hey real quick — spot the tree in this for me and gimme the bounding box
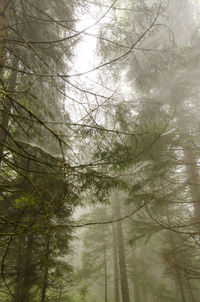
[111,190,130,302]
[78,207,111,302]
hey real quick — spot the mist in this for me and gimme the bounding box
[0,0,200,301]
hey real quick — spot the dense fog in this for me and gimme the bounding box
[0,0,200,301]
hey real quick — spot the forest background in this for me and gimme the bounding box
[0,0,200,302]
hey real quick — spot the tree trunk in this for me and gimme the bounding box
[103,227,108,302]
[131,247,141,302]
[14,237,24,302]
[41,234,50,302]
[112,190,130,302]
[22,233,34,302]
[176,271,187,302]
[111,218,120,302]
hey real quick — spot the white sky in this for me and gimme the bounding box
[74,17,98,74]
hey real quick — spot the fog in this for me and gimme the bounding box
[0,0,200,301]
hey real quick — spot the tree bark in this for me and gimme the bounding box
[142,285,148,302]
[111,219,120,302]
[14,237,24,302]
[103,227,108,302]
[41,234,50,302]
[112,190,130,302]
[22,233,34,302]
[131,247,141,302]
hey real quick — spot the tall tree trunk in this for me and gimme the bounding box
[131,247,141,302]
[103,227,108,302]
[112,190,130,302]
[22,233,34,302]
[176,271,187,302]
[14,237,24,302]
[41,234,50,302]
[111,218,120,302]
[174,273,180,302]
[0,59,18,163]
